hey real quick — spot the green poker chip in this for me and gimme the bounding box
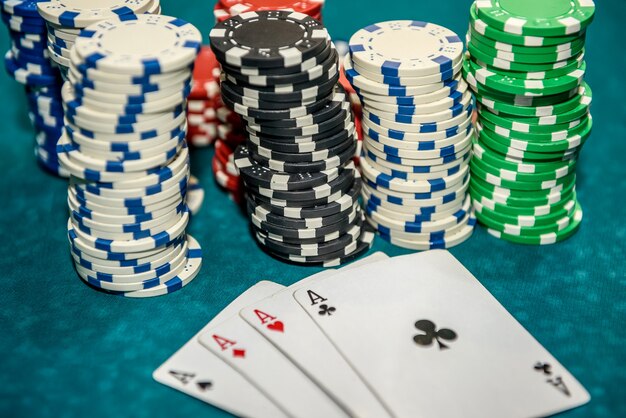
[467,32,585,64]
[475,0,595,37]
[464,57,585,97]
[475,82,592,120]
[479,119,592,154]
[471,170,577,199]
[473,140,577,174]
[471,161,576,191]
[485,203,583,245]
[470,49,584,81]
[478,107,589,134]
[473,196,577,227]
[472,150,576,183]
[469,4,585,47]
[476,203,576,236]
[476,131,580,161]
[467,42,583,72]
[479,116,591,142]
[464,69,579,107]
[470,175,576,205]
[470,185,576,217]
[467,26,586,56]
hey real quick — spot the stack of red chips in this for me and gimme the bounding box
[336,40,363,165]
[214,0,324,23]
[187,47,222,147]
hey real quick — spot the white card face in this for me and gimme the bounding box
[294,250,591,418]
[198,311,348,418]
[153,281,288,418]
[240,252,392,418]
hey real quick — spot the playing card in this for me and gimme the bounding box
[240,252,392,418]
[153,281,288,418]
[293,250,591,418]
[198,306,349,418]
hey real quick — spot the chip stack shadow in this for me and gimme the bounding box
[463,0,595,245]
[346,21,477,250]
[210,11,375,266]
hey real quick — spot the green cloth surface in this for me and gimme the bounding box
[0,1,625,417]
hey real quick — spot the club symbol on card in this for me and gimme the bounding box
[196,380,213,391]
[413,319,457,350]
[534,362,571,397]
[318,304,336,316]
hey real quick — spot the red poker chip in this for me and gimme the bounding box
[212,155,242,192]
[213,2,231,22]
[217,124,246,147]
[215,140,239,176]
[189,46,221,100]
[219,0,323,17]
[353,113,363,141]
[216,105,243,126]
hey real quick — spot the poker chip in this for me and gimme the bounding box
[57,14,203,296]
[212,11,372,265]
[37,0,162,77]
[0,0,66,177]
[346,20,476,250]
[464,0,593,244]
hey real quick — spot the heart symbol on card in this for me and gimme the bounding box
[267,321,284,333]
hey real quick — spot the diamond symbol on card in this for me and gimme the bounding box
[233,349,246,358]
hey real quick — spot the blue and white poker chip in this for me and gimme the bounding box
[348,20,464,77]
[36,0,154,28]
[73,15,201,75]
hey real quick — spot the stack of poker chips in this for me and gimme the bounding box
[213,0,323,23]
[187,46,222,148]
[346,21,476,251]
[209,1,327,203]
[37,0,161,78]
[57,15,203,298]
[1,0,66,177]
[187,46,246,202]
[211,11,375,266]
[336,39,364,164]
[463,0,595,245]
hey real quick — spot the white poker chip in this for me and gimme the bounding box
[349,20,464,77]
[73,14,202,75]
[37,0,155,28]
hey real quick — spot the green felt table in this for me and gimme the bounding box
[1,1,625,417]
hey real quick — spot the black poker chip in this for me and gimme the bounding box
[244,85,347,128]
[250,141,357,173]
[254,215,363,256]
[244,164,355,201]
[234,145,343,191]
[246,197,359,230]
[254,211,363,248]
[245,115,353,143]
[222,71,339,103]
[245,103,351,137]
[247,133,355,163]
[246,177,361,218]
[247,123,355,154]
[221,79,334,110]
[209,11,330,69]
[265,216,376,267]
[223,47,339,87]
[220,87,333,120]
[251,205,361,242]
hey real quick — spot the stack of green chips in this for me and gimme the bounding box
[462,0,595,245]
